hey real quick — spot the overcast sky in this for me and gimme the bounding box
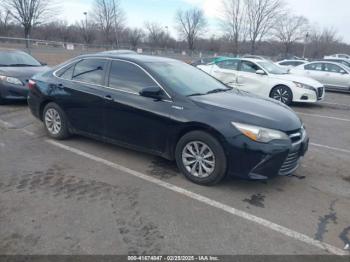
[58,0,350,43]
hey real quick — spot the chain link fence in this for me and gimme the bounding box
[0,36,222,66]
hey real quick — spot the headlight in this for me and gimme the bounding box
[293,81,314,91]
[232,122,289,143]
[0,75,23,86]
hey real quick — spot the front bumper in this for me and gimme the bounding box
[0,82,29,100]
[293,86,325,103]
[225,129,309,180]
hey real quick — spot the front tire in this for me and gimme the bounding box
[175,131,227,186]
[270,85,293,105]
[43,102,70,140]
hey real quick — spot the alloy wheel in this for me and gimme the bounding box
[45,108,62,135]
[182,141,216,178]
[272,87,290,104]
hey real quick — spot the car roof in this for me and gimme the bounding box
[74,53,179,66]
[306,60,347,67]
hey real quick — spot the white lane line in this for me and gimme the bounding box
[311,143,350,154]
[0,119,15,128]
[321,101,350,108]
[46,139,348,256]
[296,112,350,122]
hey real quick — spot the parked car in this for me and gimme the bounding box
[28,54,309,185]
[197,57,325,105]
[322,58,350,68]
[276,60,307,68]
[0,49,50,104]
[290,61,350,92]
[324,54,350,59]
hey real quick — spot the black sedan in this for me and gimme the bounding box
[0,49,49,104]
[28,54,309,185]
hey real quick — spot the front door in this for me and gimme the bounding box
[103,60,173,154]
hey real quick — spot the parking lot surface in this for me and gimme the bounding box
[0,91,349,255]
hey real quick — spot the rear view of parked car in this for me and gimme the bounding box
[198,57,325,105]
[291,61,350,92]
[0,49,50,104]
[28,54,309,186]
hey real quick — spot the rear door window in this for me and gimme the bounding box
[240,61,261,73]
[72,59,107,85]
[304,63,323,71]
[216,60,239,70]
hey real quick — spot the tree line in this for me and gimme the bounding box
[0,0,349,59]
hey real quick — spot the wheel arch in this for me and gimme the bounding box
[269,84,294,101]
[39,99,55,121]
[168,122,227,160]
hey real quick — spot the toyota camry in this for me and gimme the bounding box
[28,54,309,185]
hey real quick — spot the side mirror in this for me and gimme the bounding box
[40,61,48,66]
[340,70,347,74]
[256,69,266,75]
[139,86,162,99]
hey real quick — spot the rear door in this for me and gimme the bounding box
[322,63,350,90]
[211,60,240,86]
[53,58,108,136]
[236,60,268,95]
[303,63,325,83]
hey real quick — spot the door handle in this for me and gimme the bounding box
[104,95,113,101]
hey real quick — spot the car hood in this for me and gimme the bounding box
[0,66,50,83]
[270,73,322,87]
[191,90,302,132]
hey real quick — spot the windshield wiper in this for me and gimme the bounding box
[206,88,231,94]
[187,93,206,97]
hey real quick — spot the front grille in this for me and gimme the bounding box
[279,151,300,175]
[317,87,324,99]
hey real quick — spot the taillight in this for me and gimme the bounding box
[28,79,36,90]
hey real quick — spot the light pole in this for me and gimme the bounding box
[165,26,169,50]
[303,32,309,59]
[83,12,88,49]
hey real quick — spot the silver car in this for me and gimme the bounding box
[290,61,350,92]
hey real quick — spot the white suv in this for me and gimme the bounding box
[197,58,325,105]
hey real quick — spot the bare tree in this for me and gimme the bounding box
[274,14,308,56]
[308,27,341,58]
[0,9,11,36]
[93,0,125,46]
[144,22,166,48]
[127,28,144,50]
[175,8,207,51]
[4,0,55,47]
[219,0,247,55]
[246,0,285,54]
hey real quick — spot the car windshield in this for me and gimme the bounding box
[147,61,231,96]
[0,51,41,66]
[257,61,288,75]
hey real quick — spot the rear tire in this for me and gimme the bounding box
[43,102,70,140]
[175,131,227,186]
[270,85,293,105]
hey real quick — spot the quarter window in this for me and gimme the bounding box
[57,64,75,80]
[72,59,107,85]
[108,61,158,93]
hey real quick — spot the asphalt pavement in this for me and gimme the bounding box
[0,91,349,255]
